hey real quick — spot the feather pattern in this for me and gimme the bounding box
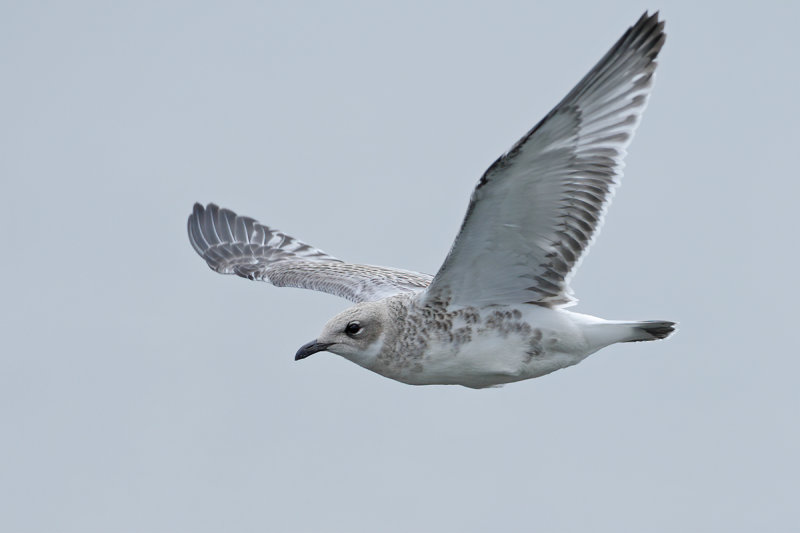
[423,12,665,307]
[188,203,432,303]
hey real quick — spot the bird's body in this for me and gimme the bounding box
[187,12,675,388]
[301,295,670,388]
[365,296,589,388]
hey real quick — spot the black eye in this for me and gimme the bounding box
[345,321,363,337]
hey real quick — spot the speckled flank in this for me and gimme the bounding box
[524,329,544,363]
[377,296,427,372]
[482,309,530,337]
[377,295,550,377]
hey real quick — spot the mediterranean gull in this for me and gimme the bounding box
[188,12,674,388]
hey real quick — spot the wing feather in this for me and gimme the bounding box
[423,12,665,307]
[188,203,431,303]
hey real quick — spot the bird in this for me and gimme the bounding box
[187,12,674,389]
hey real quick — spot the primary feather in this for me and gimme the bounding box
[424,12,665,307]
[188,203,432,302]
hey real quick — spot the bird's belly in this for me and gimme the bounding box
[368,305,599,388]
[393,314,591,388]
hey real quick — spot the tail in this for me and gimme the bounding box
[582,319,676,349]
[620,320,676,342]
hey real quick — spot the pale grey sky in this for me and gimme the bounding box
[2,1,798,532]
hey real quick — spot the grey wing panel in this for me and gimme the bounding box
[423,12,665,308]
[188,202,339,274]
[188,203,432,302]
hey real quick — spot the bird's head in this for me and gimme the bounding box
[295,301,388,369]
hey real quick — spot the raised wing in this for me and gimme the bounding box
[188,203,432,302]
[423,12,665,308]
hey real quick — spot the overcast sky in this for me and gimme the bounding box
[2,1,798,532]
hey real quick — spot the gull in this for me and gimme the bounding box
[188,12,674,388]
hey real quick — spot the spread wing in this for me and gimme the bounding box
[423,12,665,308]
[188,203,432,303]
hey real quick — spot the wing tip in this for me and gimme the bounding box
[188,202,209,256]
[631,10,667,59]
[188,201,236,270]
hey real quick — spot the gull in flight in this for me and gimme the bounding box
[188,12,674,388]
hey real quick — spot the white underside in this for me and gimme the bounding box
[376,306,615,389]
